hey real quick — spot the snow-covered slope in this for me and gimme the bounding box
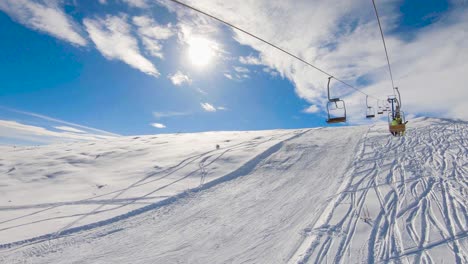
[0,118,467,263]
[0,129,302,244]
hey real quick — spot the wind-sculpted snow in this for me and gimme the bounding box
[0,130,302,245]
[0,118,467,263]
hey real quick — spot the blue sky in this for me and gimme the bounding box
[0,0,467,143]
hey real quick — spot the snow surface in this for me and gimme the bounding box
[0,118,467,263]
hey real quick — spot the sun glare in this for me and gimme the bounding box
[187,37,215,67]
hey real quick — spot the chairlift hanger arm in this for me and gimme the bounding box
[395,87,402,108]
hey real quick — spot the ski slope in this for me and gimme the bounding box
[0,117,467,263]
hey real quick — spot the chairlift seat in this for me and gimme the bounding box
[389,124,405,132]
[366,114,375,118]
[390,124,406,136]
[329,98,341,102]
[327,117,346,123]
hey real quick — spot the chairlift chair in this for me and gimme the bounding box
[326,77,347,123]
[377,100,384,114]
[388,111,406,136]
[365,95,375,118]
[366,108,375,118]
[387,95,406,136]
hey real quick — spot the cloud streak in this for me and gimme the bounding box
[0,106,120,137]
[0,120,115,145]
[133,16,174,59]
[303,105,319,114]
[151,123,166,128]
[200,102,216,112]
[54,126,86,133]
[153,111,190,119]
[84,15,159,76]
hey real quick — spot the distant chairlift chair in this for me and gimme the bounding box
[366,95,375,118]
[326,77,347,123]
[377,100,384,115]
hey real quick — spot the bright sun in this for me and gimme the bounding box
[187,37,215,67]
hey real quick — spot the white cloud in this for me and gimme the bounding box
[217,106,227,111]
[200,102,216,112]
[162,0,361,103]
[340,9,468,122]
[166,7,227,66]
[151,123,166,128]
[224,71,249,81]
[165,1,468,121]
[233,66,250,79]
[133,16,174,59]
[168,71,192,86]
[196,87,208,95]
[141,38,164,59]
[133,16,174,39]
[153,111,190,119]
[0,0,86,46]
[234,66,250,73]
[303,105,320,114]
[239,55,262,65]
[263,67,279,77]
[84,15,159,77]
[54,126,85,133]
[122,0,148,8]
[98,0,107,4]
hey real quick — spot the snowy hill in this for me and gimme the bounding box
[0,118,467,263]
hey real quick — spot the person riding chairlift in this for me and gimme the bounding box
[391,113,403,136]
[395,114,402,125]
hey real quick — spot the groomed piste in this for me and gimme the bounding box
[0,117,467,263]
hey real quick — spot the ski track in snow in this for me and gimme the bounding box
[0,118,467,263]
[0,126,363,263]
[295,119,468,264]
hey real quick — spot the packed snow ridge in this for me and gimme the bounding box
[0,117,467,263]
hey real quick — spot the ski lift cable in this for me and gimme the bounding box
[166,0,381,100]
[371,0,397,97]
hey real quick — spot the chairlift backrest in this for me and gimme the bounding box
[327,77,340,102]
